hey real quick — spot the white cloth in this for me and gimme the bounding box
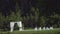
[10,21,22,32]
[17,21,22,27]
[10,22,15,32]
[17,21,22,31]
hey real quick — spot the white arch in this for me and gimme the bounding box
[10,21,22,32]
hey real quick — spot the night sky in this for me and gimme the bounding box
[0,0,60,16]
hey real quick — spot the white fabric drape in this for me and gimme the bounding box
[10,21,22,32]
[10,22,15,32]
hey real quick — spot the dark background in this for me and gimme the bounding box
[0,0,60,16]
[0,0,60,31]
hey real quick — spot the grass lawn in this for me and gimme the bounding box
[0,28,60,34]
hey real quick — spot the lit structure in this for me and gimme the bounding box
[10,21,22,32]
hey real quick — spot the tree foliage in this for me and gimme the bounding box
[0,0,60,31]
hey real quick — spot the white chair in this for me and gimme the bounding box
[43,27,45,30]
[34,27,37,30]
[46,27,49,30]
[39,27,42,30]
[50,27,53,30]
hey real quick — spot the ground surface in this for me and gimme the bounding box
[0,28,60,34]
